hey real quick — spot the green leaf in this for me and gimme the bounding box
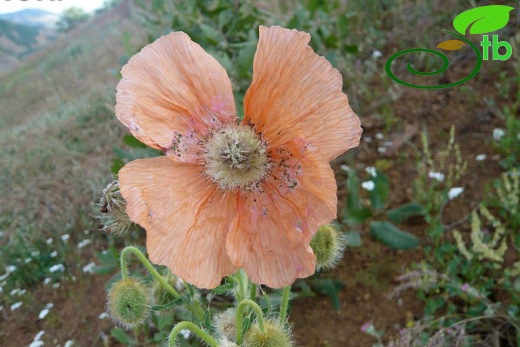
[387,202,425,223]
[123,134,147,148]
[453,5,514,35]
[211,282,234,295]
[344,207,372,225]
[369,221,419,250]
[310,279,344,311]
[235,42,256,78]
[200,24,225,45]
[93,263,117,276]
[111,158,124,174]
[345,231,362,247]
[111,328,136,345]
[368,170,389,210]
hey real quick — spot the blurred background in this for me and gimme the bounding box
[0,0,519,346]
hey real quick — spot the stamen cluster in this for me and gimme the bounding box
[201,124,271,191]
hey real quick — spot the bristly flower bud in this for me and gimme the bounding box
[213,308,237,341]
[244,320,293,347]
[152,274,179,314]
[98,180,132,235]
[217,338,239,347]
[310,224,347,271]
[107,278,150,329]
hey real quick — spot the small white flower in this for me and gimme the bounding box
[365,166,377,177]
[83,230,90,235]
[372,50,383,58]
[29,331,45,347]
[77,239,91,249]
[64,340,74,347]
[43,278,52,285]
[38,303,54,319]
[0,273,9,281]
[10,302,22,311]
[493,128,505,141]
[49,264,64,273]
[180,328,190,339]
[38,309,50,320]
[0,306,3,311]
[361,181,375,191]
[10,288,26,296]
[61,234,70,242]
[31,251,40,257]
[52,283,60,289]
[46,238,53,245]
[6,265,17,273]
[82,262,96,274]
[375,132,384,140]
[50,251,58,258]
[0,231,3,237]
[428,172,445,182]
[448,187,464,200]
[340,165,350,172]
[25,258,32,264]
[29,340,44,347]
[475,154,486,161]
[99,312,109,319]
[363,136,373,143]
[377,146,387,154]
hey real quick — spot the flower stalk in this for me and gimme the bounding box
[279,286,291,323]
[236,299,266,345]
[120,246,180,299]
[167,321,218,347]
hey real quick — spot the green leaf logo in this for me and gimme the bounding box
[453,5,514,35]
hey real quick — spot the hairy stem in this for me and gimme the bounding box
[120,246,180,299]
[236,299,266,344]
[168,321,218,347]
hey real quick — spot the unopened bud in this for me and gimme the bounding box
[98,180,132,235]
[218,339,239,347]
[244,320,293,347]
[107,278,150,329]
[213,308,237,341]
[310,224,346,271]
[152,275,179,314]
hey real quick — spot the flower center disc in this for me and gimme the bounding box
[202,125,270,191]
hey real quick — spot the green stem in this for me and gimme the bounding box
[187,301,206,324]
[234,269,248,303]
[279,285,291,322]
[120,246,180,299]
[168,321,218,347]
[249,283,257,301]
[236,299,266,345]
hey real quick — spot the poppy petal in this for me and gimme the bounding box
[244,26,361,161]
[116,32,236,162]
[119,157,238,289]
[226,144,336,288]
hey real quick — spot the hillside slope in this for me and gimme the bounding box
[0,2,147,343]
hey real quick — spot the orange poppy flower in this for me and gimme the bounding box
[116,26,361,289]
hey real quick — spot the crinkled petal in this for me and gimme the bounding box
[118,157,238,289]
[116,32,236,161]
[244,26,361,161]
[226,144,337,288]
